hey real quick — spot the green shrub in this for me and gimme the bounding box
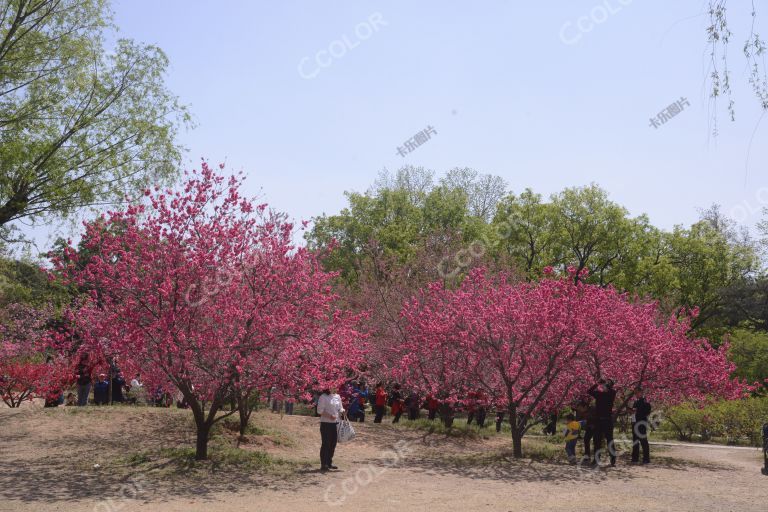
[664,396,768,446]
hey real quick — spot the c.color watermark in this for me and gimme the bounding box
[437,210,518,278]
[559,0,633,45]
[298,12,387,80]
[575,410,663,477]
[93,473,148,512]
[323,437,429,506]
[728,187,768,224]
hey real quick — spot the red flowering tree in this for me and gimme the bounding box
[394,268,744,457]
[0,303,61,407]
[52,163,362,459]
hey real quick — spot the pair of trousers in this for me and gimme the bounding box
[583,427,595,459]
[320,422,338,468]
[594,418,616,465]
[76,383,91,406]
[476,408,487,427]
[428,409,437,420]
[565,439,578,458]
[631,421,650,462]
[374,405,385,423]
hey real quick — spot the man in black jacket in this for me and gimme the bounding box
[630,388,652,464]
[588,378,617,466]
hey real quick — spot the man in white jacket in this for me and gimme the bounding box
[317,386,344,471]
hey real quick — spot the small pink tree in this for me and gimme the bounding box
[0,303,60,407]
[52,163,362,459]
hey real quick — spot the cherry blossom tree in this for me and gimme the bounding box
[394,268,744,457]
[52,163,362,459]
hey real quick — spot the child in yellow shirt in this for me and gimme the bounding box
[564,413,581,463]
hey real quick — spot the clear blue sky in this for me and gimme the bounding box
[23,1,768,250]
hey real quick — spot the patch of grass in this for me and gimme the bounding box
[218,418,294,447]
[430,437,567,468]
[119,441,303,476]
[393,418,486,439]
[123,452,152,465]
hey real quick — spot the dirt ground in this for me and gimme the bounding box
[0,403,765,512]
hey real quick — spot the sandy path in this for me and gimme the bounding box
[0,405,765,512]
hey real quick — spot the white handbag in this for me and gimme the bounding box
[337,414,356,443]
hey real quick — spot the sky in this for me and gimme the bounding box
[17,0,768,251]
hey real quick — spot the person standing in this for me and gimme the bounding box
[543,411,558,435]
[406,391,420,421]
[475,390,488,428]
[75,354,93,406]
[589,378,617,466]
[317,386,344,471]
[93,374,110,405]
[574,398,597,463]
[373,382,387,423]
[390,384,404,423]
[284,395,295,415]
[111,372,126,404]
[630,388,652,464]
[495,410,505,433]
[347,384,363,422]
[424,395,439,421]
[563,413,581,463]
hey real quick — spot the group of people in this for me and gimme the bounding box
[566,379,652,465]
[42,354,147,407]
[316,378,652,472]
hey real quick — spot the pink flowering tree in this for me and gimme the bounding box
[225,239,364,438]
[580,300,743,413]
[52,163,362,459]
[395,268,744,457]
[389,281,480,426]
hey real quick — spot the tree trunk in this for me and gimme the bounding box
[236,390,251,438]
[195,422,211,460]
[509,405,523,458]
[439,403,454,428]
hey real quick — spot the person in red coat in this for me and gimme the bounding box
[390,384,404,423]
[424,395,439,421]
[373,382,387,423]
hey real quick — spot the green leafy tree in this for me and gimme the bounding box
[309,168,487,284]
[727,329,768,385]
[0,0,189,230]
[492,188,555,278]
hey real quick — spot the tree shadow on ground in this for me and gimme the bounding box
[354,425,734,486]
